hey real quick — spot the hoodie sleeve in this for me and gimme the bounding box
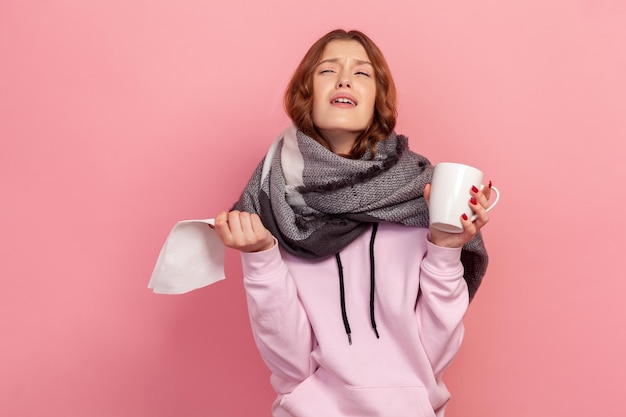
[241,244,314,394]
[415,241,469,378]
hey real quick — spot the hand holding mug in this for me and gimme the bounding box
[425,162,500,248]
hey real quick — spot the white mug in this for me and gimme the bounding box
[429,162,500,233]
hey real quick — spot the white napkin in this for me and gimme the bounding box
[148,219,225,294]
[148,127,288,295]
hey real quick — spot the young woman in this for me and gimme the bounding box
[214,29,493,417]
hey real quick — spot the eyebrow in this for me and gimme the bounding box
[317,58,373,67]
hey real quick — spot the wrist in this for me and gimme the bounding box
[427,231,462,249]
[252,235,276,252]
[262,235,276,251]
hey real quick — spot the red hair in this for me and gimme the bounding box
[284,29,397,159]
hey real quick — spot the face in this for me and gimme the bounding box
[311,40,377,153]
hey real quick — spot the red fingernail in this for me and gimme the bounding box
[208,224,215,229]
[489,180,493,189]
[470,197,477,205]
[471,185,479,193]
[462,213,468,220]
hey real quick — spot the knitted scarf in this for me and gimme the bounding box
[233,126,488,300]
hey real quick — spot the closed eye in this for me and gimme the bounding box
[355,71,371,77]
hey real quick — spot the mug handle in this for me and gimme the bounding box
[470,185,500,222]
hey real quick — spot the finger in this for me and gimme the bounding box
[237,211,254,235]
[460,212,477,239]
[232,211,264,249]
[484,181,493,201]
[469,197,490,229]
[470,185,490,210]
[250,213,274,249]
[227,210,245,241]
[475,181,493,204]
[215,211,229,228]
[250,213,267,237]
[423,183,431,206]
[215,211,232,232]
[214,211,233,244]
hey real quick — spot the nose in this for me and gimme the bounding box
[337,72,351,88]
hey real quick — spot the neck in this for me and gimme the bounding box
[319,129,359,155]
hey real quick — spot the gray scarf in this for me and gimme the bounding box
[233,126,488,300]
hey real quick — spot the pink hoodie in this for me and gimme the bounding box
[241,222,469,417]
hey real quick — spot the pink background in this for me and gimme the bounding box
[2,1,625,416]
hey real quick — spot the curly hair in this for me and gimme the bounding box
[284,29,397,159]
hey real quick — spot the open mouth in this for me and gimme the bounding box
[332,97,357,106]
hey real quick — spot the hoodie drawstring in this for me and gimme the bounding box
[369,223,380,339]
[335,252,351,345]
[335,223,379,345]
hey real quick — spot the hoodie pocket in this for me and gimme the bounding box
[280,371,435,417]
[343,385,436,417]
